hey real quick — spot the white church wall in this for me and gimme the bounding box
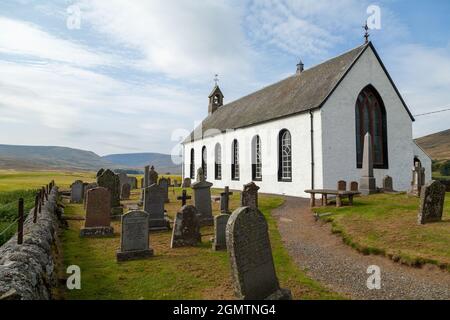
[320,46,430,191]
[413,142,432,183]
[183,109,323,197]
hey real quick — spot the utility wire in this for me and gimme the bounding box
[414,107,450,117]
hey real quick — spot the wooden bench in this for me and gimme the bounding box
[304,189,360,208]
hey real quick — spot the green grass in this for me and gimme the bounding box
[61,188,342,300]
[315,193,450,271]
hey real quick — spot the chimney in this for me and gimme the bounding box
[296,60,304,74]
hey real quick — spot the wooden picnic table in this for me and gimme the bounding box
[304,189,361,208]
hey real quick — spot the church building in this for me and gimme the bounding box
[182,42,431,197]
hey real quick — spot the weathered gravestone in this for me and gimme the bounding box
[350,181,359,192]
[159,177,170,203]
[177,189,191,206]
[118,172,128,189]
[220,186,233,214]
[182,177,191,188]
[192,168,214,226]
[170,205,201,248]
[144,184,170,230]
[83,182,98,209]
[96,168,105,177]
[409,161,426,197]
[226,207,292,300]
[116,210,154,262]
[70,180,84,203]
[240,182,260,209]
[359,133,377,195]
[128,177,138,189]
[121,183,131,200]
[383,175,393,192]
[80,187,114,237]
[418,180,446,225]
[213,214,230,251]
[97,169,123,215]
[149,166,159,185]
[337,180,347,191]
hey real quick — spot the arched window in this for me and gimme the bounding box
[252,135,262,181]
[355,85,388,169]
[201,146,207,179]
[231,139,239,181]
[278,129,292,181]
[215,143,222,180]
[190,148,195,179]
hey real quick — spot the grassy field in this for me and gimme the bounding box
[315,193,450,271]
[61,187,342,300]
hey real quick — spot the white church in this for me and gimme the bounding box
[182,42,431,197]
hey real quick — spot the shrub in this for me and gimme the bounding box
[440,160,450,176]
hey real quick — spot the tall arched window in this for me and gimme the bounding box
[215,143,222,180]
[201,146,207,179]
[252,135,262,181]
[278,129,292,181]
[355,85,388,169]
[231,139,239,181]
[190,148,195,179]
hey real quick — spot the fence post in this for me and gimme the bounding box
[38,189,42,213]
[33,193,39,223]
[17,198,24,245]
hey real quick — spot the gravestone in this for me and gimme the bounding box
[167,177,171,186]
[177,189,192,206]
[159,178,170,203]
[409,161,426,197]
[144,184,170,230]
[359,133,377,195]
[240,182,259,209]
[337,180,347,191]
[171,205,201,248]
[80,187,114,237]
[83,182,98,209]
[149,166,159,185]
[350,181,359,191]
[128,177,138,189]
[121,183,131,200]
[96,168,105,177]
[182,177,191,188]
[220,186,233,214]
[118,172,128,189]
[192,168,214,226]
[70,180,84,203]
[418,180,446,225]
[97,169,122,215]
[226,207,292,300]
[116,210,154,261]
[213,214,230,251]
[383,175,393,192]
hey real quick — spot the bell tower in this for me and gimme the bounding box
[208,74,224,115]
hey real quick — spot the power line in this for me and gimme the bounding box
[414,107,450,117]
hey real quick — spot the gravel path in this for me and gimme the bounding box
[273,196,450,300]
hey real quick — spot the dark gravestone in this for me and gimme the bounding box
[192,169,213,226]
[240,182,259,209]
[182,177,191,188]
[171,205,201,248]
[359,133,377,195]
[383,175,393,192]
[177,189,191,206]
[418,180,446,225]
[96,168,105,177]
[71,180,84,203]
[121,183,131,200]
[80,187,114,237]
[159,178,169,203]
[350,181,359,192]
[116,210,154,261]
[213,214,230,251]
[337,180,347,191]
[149,166,159,185]
[226,207,292,300]
[97,169,122,215]
[220,186,233,214]
[144,184,169,230]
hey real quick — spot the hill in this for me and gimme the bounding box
[102,153,182,174]
[415,129,450,160]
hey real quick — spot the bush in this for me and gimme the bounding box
[440,160,450,177]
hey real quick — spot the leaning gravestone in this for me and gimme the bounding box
[71,180,84,203]
[213,214,230,251]
[170,205,201,248]
[226,207,292,300]
[121,183,131,200]
[144,184,170,230]
[240,182,260,210]
[418,180,446,225]
[182,177,191,188]
[159,178,170,203]
[97,169,123,215]
[192,168,214,226]
[80,187,114,237]
[383,175,393,192]
[116,210,154,261]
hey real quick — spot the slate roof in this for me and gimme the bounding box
[184,42,413,143]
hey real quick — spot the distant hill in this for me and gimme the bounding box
[415,129,450,160]
[102,153,182,174]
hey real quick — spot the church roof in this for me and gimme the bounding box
[184,42,413,143]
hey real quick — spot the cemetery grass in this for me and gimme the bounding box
[315,193,450,271]
[61,188,342,300]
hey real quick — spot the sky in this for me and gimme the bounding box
[0,0,449,156]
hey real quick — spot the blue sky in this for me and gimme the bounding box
[0,0,449,156]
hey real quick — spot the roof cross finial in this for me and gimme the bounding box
[214,74,219,86]
[363,22,370,44]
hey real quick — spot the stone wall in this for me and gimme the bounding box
[0,187,61,300]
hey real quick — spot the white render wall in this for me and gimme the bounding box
[183,110,322,197]
[320,46,431,191]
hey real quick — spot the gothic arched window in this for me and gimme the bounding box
[252,135,262,181]
[355,85,388,169]
[231,139,239,181]
[278,129,292,181]
[215,143,222,180]
[190,148,195,179]
[201,146,207,179]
